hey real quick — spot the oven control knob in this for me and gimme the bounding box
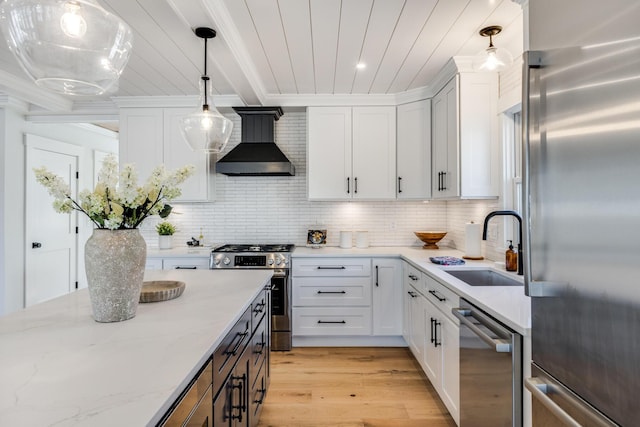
[268,258,274,266]
[275,258,282,266]
[283,259,289,265]
[213,258,220,266]
[223,257,231,265]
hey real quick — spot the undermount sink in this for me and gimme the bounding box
[446,269,523,287]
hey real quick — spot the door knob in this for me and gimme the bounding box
[32,242,42,248]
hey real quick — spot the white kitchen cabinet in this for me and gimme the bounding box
[372,258,403,335]
[422,272,460,425]
[403,262,426,364]
[292,257,373,337]
[145,256,210,270]
[432,73,498,199]
[396,100,431,199]
[307,106,396,200]
[119,107,214,202]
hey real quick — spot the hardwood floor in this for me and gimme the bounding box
[257,347,457,427]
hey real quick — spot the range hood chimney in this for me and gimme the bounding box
[215,107,295,176]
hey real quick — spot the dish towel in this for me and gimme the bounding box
[429,256,466,266]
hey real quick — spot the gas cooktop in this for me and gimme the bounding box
[212,244,295,253]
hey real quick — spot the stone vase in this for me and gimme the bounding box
[84,229,147,322]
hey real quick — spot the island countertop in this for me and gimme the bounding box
[0,269,272,427]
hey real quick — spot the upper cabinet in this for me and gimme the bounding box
[307,106,396,200]
[432,73,498,199]
[119,107,214,202]
[396,99,431,200]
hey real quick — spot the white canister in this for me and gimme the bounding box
[355,231,369,248]
[339,231,353,249]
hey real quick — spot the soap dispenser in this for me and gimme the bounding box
[505,240,517,272]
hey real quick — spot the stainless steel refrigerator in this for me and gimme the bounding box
[523,1,640,426]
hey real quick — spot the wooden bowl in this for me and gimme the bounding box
[414,232,447,249]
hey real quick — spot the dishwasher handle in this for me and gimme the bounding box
[452,307,511,353]
[524,377,582,427]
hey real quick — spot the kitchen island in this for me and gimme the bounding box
[0,269,272,427]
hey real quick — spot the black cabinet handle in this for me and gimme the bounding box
[253,302,265,314]
[317,266,346,270]
[347,177,350,194]
[174,266,197,269]
[408,274,418,281]
[442,171,447,191]
[354,177,358,194]
[398,176,402,193]
[317,290,346,294]
[317,320,346,324]
[231,374,246,421]
[407,291,417,298]
[428,289,446,302]
[375,265,379,287]
[32,242,42,249]
[434,319,441,347]
[430,317,435,344]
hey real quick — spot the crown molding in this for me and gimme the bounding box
[0,94,29,113]
[395,86,434,105]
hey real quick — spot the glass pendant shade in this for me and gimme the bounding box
[0,0,133,95]
[180,27,233,153]
[472,25,512,73]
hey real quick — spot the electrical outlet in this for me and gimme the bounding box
[488,224,498,241]
[389,221,397,230]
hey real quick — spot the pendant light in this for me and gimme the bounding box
[180,27,233,153]
[0,0,133,96]
[472,25,513,72]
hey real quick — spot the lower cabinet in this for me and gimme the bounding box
[292,257,403,339]
[402,261,460,425]
[160,288,270,427]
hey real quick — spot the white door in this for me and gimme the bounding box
[25,140,80,306]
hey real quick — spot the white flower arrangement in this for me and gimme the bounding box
[34,154,195,230]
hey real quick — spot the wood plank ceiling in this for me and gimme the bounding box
[0,0,522,109]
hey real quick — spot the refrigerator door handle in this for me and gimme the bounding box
[522,50,543,297]
[525,377,582,427]
[452,308,511,353]
[525,376,617,427]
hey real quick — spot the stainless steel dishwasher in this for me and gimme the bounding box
[452,298,522,427]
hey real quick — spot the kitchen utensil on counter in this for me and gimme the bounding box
[339,231,352,248]
[463,222,483,260]
[355,231,369,248]
[414,231,447,249]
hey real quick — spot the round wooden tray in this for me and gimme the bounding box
[139,280,185,303]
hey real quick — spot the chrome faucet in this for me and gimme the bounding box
[482,210,523,276]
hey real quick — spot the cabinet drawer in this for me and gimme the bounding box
[424,274,460,321]
[293,277,371,306]
[161,359,213,427]
[145,258,163,270]
[292,257,371,277]
[293,307,372,336]
[162,257,210,270]
[403,262,424,290]
[213,307,251,396]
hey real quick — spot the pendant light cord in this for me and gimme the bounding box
[202,36,209,111]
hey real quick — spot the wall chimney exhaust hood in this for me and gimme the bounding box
[215,107,295,176]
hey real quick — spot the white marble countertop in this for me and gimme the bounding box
[292,246,531,335]
[0,269,272,427]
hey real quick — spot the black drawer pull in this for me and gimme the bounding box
[174,265,197,269]
[253,302,265,314]
[317,290,346,294]
[407,291,417,298]
[317,266,346,270]
[428,289,446,302]
[317,320,346,324]
[224,328,249,356]
[408,274,418,281]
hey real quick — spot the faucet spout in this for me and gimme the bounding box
[482,210,523,276]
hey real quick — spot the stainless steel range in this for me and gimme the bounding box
[210,244,294,351]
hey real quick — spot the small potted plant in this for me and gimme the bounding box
[156,221,176,249]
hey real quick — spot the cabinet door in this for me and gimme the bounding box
[440,314,460,425]
[372,258,402,335]
[163,108,213,202]
[432,77,458,199]
[119,108,163,180]
[352,106,396,199]
[307,107,352,200]
[422,298,442,387]
[396,100,431,199]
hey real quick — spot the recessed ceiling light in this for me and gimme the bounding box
[356,62,366,70]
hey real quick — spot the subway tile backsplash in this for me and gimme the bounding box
[141,111,502,260]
